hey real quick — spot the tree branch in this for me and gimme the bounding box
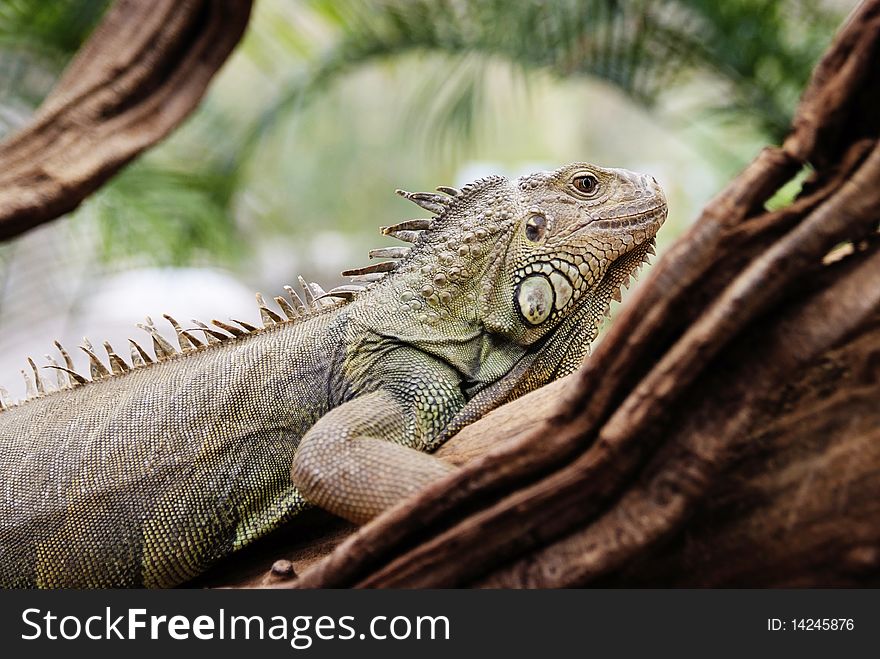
[0,0,253,240]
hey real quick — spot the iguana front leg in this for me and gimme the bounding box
[291,359,463,524]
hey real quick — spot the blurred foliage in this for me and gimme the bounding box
[0,0,851,269]
[94,161,241,266]
[91,96,252,266]
[0,0,254,267]
[0,0,107,62]
[262,0,840,148]
[0,0,108,125]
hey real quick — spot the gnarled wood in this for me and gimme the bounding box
[0,0,253,240]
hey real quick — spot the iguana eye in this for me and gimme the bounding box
[525,214,548,242]
[572,174,599,196]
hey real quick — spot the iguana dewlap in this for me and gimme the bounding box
[0,163,666,587]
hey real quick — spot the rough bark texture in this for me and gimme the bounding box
[203,0,880,588]
[0,0,252,240]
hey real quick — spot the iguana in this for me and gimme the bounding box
[0,163,666,588]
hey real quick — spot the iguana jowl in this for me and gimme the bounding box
[0,163,666,587]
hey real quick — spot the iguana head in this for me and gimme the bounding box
[378,162,666,347]
[479,162,666,344]
[2,163,663,409]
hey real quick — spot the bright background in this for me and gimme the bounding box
[0,0,855,398]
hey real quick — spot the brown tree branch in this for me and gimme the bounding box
[0,0,253,240]
[478,248,880,587]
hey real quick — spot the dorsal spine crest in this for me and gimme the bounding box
[0,174,513,410]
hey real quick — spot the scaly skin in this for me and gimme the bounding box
[0,163,666,587]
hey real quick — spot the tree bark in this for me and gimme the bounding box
[0,0,252,240]
[203,0,880,588]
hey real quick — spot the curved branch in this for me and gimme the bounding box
[0,0,253,240]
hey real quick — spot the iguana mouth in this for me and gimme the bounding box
[580,203,668,233]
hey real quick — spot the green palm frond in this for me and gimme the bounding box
[88,97,250,267]
[0,0,108,131]
[252,0,842,153]
[0,0,108,64]
[91,159,243,267]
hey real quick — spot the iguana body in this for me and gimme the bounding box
[0,163,666,587]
